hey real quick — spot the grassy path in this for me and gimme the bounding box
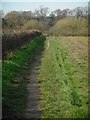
[38,36,88,118]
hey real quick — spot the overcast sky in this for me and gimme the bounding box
[1,0,89,15]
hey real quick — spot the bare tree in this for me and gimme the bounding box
[53,9,62,19]
[61,9,69,18]
[39,6,49,19]
[74,7,83,18]
[49,11,56,26]
[82,6,88,18]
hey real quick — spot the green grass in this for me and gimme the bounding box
[2,35,46,119]
[38,36,88,118]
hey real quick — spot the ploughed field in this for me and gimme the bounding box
[38,36,88,118]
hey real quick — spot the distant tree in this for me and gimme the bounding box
[4,11,32,28]
[49,17,88,36]
[20,11,32,21]
[22,19,47,32]
[2,5,88,33]
[48,11,56,26]
[73,6,88,19]
[68,9,75,16]
[5,11,21,28]
[39,6,49,18]
[32,6,49,21]
[33,9,41,18]
[53,9,62,19]
[82,6,88,18]
[61,9,69,18]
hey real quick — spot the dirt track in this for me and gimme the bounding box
[25,46,43,118]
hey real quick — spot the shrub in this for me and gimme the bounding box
[22,19,47,32]
[49,17,88,36]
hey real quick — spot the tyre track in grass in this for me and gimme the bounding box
[46,39,50,50]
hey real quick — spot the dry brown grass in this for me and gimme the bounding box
[61,36,88,64]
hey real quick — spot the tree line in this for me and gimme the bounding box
[1,6,88,35]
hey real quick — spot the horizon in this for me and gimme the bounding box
[2,2,88,15]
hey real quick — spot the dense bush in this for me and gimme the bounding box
[2,30,42,59]
[49,17,88,36]
[22,20,48,32]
